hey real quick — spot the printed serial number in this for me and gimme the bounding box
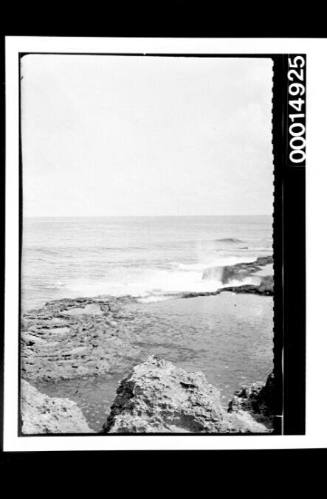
[288,55,306,165]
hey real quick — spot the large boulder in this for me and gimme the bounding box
[103,356,271,434]
[21,380,93,434]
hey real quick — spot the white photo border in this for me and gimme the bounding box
[4,36,323,451]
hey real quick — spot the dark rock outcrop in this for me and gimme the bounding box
[202,256,273,284]
[103,356,272,434]
[181,274,273,299]
[228,371,278,430]
[222,275,273,296]
[181,290,221,298]
[21,380,92,434]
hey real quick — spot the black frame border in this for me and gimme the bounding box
[11,51,305,438]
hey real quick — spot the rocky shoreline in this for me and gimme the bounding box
[20,256,274,434]
[202,255,273,284]
[22,356,276,434]
[183,257,273,298]
[103,356,274,433]
[21,256,273,382]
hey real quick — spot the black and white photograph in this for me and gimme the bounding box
[4,35,318,453]
[18,53,277,435]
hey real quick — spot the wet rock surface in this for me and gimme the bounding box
[202,256,273,283]
[21,379,93,434]
[103,356,272,434]
[222,275,273,296]
[202,256,273,284]
[182,257,274,298]
[182,274,273,298]
[21,296,142,381]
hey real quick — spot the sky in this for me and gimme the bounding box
[21,55,273,217]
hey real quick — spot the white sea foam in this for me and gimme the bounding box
[22,216,273,309]
[59,262,264,304]
[66,267,219,300]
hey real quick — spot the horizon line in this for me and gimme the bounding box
[24,214,273,218]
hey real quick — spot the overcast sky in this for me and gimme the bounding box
[21,55,273,217]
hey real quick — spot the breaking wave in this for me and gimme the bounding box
[22,216,273,310]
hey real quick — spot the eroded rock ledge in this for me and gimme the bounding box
[21,296,141,381]
[103,356,273,434]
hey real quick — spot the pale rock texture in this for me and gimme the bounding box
[103,356,271,434]
[21,379,93,434]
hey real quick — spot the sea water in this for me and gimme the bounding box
[22,215,272,311]
[23,216,273,428]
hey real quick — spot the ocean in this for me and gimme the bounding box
[22,215,273,428]
[22,215,272,312]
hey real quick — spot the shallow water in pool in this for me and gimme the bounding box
[35,292,273,432]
